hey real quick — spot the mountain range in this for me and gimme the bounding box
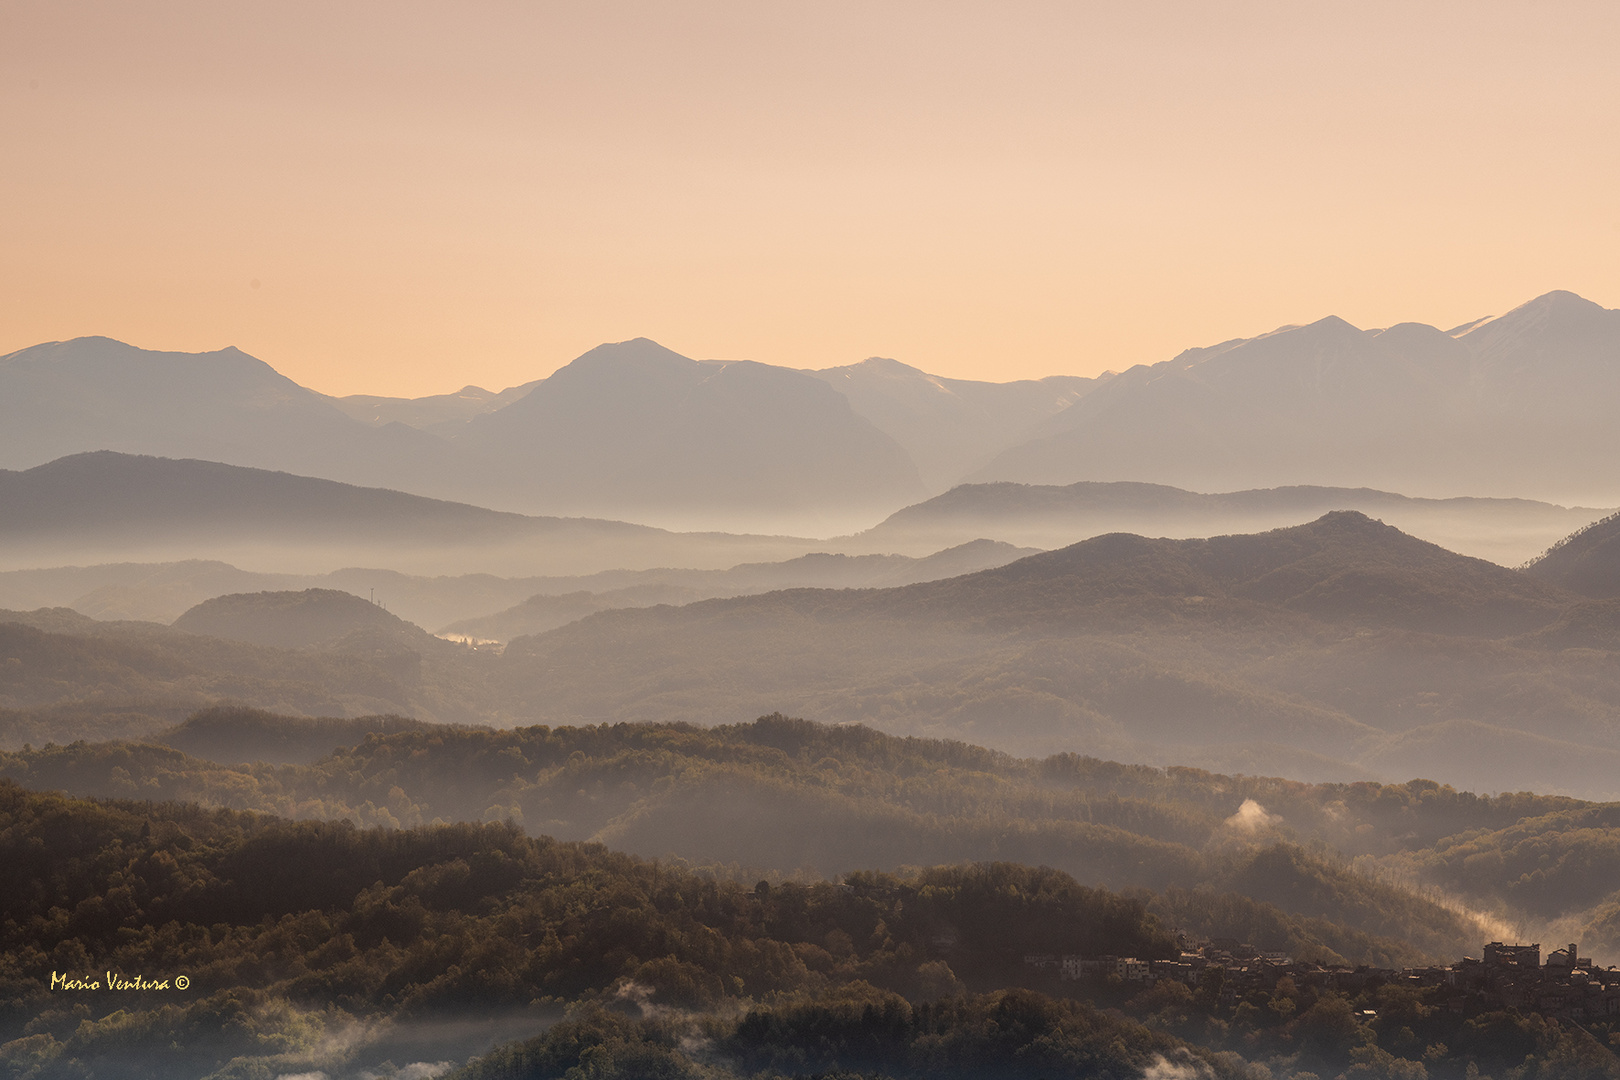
[974,290,1620,504]
[7,289,1617,531]
[11,511,1620,800]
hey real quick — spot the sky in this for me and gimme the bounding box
[2,1,1618,398]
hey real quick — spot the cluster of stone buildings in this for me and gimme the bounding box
[1023,939,1620,1022]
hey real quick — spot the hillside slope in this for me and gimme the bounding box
[0,452,820,575]
[806,356,1098,491]
[457,338,926,527]
[0,336,453,489]
[494,514,1616,796]
[1525,510,1620,597]
[856,479,1610,566]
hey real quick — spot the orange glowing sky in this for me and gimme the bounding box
[3,1,1618,397]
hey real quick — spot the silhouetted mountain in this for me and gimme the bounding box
[0,336,454,489]
[855,480,1610,566]
[806,356,1098,491]
[332,379,542,434]
[0,452,820,575]
[974,291,1620,504]
[0,336,926,529]
[1525,510,1620,597]
[456,338,925,527]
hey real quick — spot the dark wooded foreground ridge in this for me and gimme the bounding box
[7,710,1620,1077]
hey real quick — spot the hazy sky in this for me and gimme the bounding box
[3,1,1618,397]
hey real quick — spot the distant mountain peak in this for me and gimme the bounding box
[1470,290,1609,334]
[844,356,928,376]
[1522,289,1601,311]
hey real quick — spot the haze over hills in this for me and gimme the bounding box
[803,356,1100,492]
[0,452,821,576]
[170,588,436,651]
[452,338,926,530]
[492,513,1620,798]
[10,513,1616,797]
[9,291,1619,534]
[975,290,1620,505]
[0,543,1039,633]
[0,337,930,530]
[331,379,543,434]
[440,539,1040,642]
[0,336,454,491]
[853,479,1612,566]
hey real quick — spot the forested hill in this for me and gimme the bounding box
[17,709,1620,972]
[4,775,1619,1080]
[170,588,438,651]
[7,513,1620,799]
[0,779,1211,1080]
[1526,509,1620,597]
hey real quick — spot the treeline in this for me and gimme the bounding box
[0,779,1173,1077]
[4,781,1618,1080]
[3,711,1549,964]
[449,979,1620,1080]
[451,989,1244,1080]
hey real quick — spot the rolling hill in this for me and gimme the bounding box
[853,479,1611,566]
[440,539,1038,642]
[170,588,436,651]
[0,452,821,576]
[491,513,1620,797]
[7,514,1620,798]
[1525,510,1620,597]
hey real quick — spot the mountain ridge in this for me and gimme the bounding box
[973,289,1620,504]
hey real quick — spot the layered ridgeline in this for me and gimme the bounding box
[2,450,1599,621]
[0,452,822,577]
[0,709,1560,965]
[8,291,1620,529]
[0,338,929,530]
[0,530,1033,633]
[6,720,1620,1079]
[494,511,1620,797]
[854,480,1611,568]
[974,290,1620,505]
[8,513,1620,797]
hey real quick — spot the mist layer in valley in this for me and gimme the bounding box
[8,510,1620,805]
[8,291,1620,1080]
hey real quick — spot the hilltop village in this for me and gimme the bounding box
[1028,940,1620,1022]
